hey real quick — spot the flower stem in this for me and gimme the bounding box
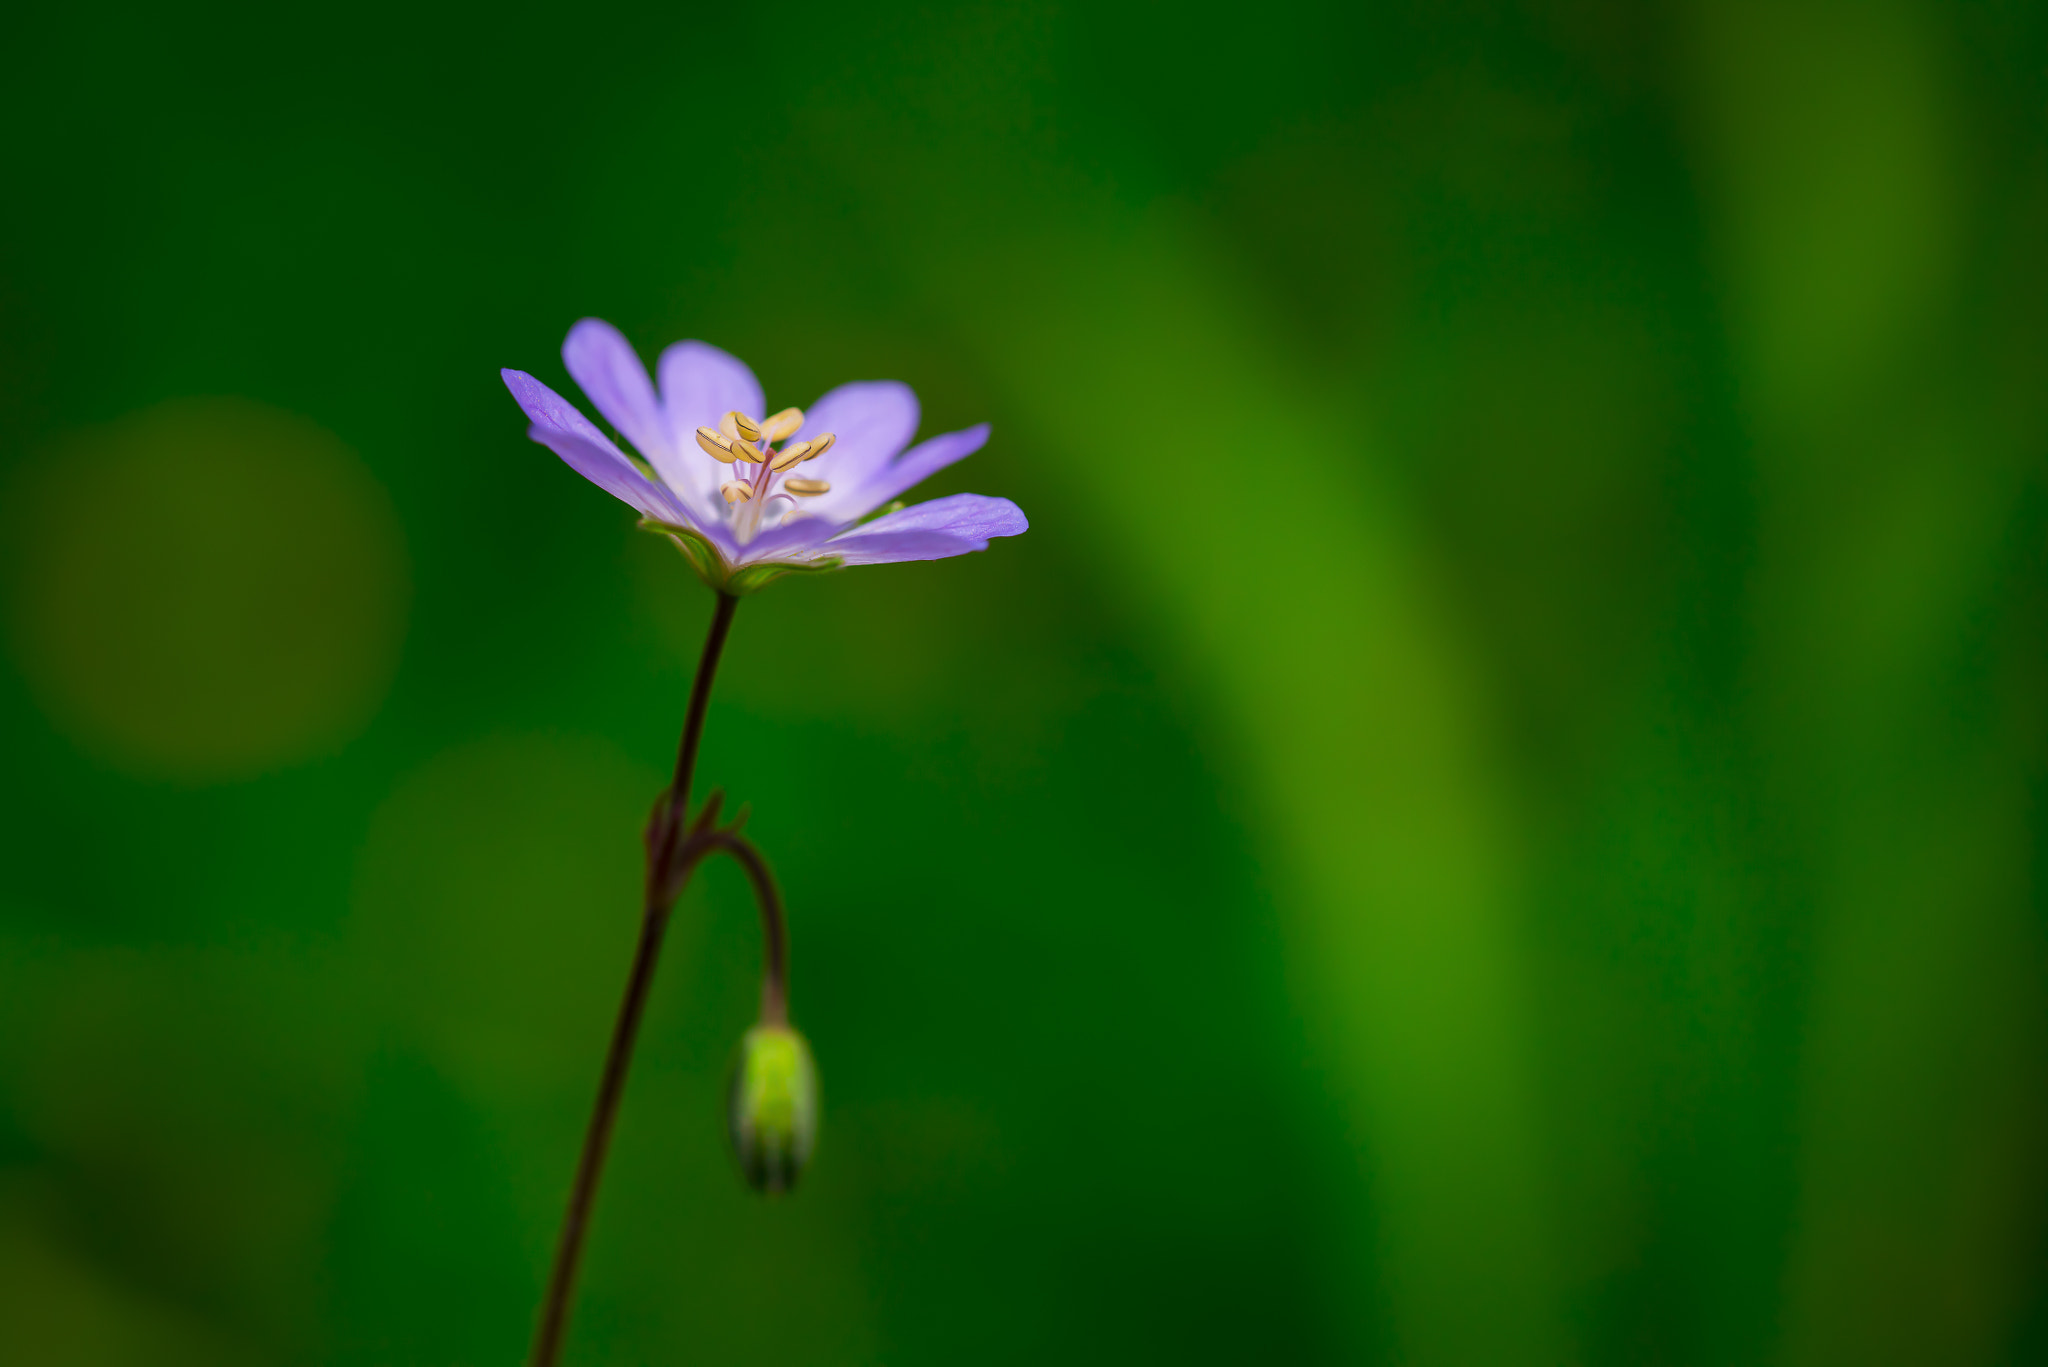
[526,589,739,1367]
[691,830,789,1026]
[665,590,740,848]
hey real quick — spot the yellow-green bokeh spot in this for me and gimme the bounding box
[4,397,409,783]
[349,733,663,1108]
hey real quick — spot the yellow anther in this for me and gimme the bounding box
[803,432,834,461]
[769,441,810,471]
[783,478,830,496]
[760,407,804,442]
[721,479,754,504]
[695,426,738,463]
[726,410,762,442]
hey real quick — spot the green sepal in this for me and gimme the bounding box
[637,519,843,596]
[638,520,723,590]
[727,556,844,595]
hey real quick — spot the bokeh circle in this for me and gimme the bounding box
[5,397,409,782]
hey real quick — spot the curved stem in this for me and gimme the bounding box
[688,830,789,1026]
[527,590,738,1367]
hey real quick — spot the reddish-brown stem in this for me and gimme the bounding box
[526,590,738,1367]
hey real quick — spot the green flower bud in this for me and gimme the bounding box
[727,1023,818,1194]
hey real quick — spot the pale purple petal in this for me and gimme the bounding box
[730,516,840,565]
[657,340,764,441]
[657,341,764,519]
[834,491,1027,542]
[503,370,695,527]
[562,319,674,468]
[816,492,1027,565]
[797,381,919,505]
[540,428,697,526]
[505,366,621,451]
[692,517,744,563]
[802,423,990,524]
[811,529,989,567]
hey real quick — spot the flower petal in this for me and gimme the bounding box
[819,492,1027,565]
[657,340,765,520]
[840,490,1027,541]
[505,365,621,450]
[796,381,919,507]
[562,318,674,468]
[502,369,693,526]
[810,529,990,567]
[538,429,696,526]
[730,516,839,566]
[803,423,990,524]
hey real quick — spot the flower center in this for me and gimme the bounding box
[691,408,837,541]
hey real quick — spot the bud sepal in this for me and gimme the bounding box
[728,1023,818,1194]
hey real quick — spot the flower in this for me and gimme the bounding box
[502,319,1028,594]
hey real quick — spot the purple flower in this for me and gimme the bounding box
[502,320,1027,594]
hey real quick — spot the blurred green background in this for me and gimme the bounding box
[4,1,2048,1363]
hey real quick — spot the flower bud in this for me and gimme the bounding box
[727,1023,818,1194]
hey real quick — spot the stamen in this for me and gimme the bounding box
[760,407,804,442]
[695,426,738,463]
[727,411,762,442]
[803,432,835,461]
[732,441,765,464]
[721,479,754,504]
[769,440,811,471]
[782,478,830,496]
